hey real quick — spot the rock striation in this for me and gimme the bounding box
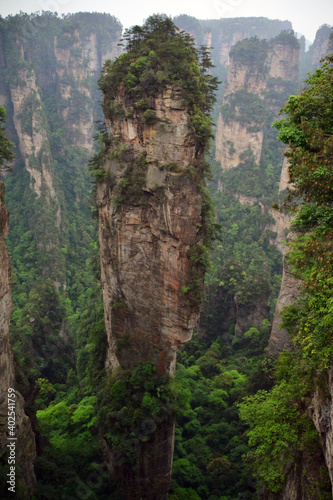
[97,87,206,375]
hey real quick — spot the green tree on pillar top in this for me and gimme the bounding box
[98,14,219,151]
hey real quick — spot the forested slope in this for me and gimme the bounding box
[0,10,332,499]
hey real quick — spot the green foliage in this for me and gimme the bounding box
[0,106,14,171]
[272,53,333,367]
[239,380,303,492]
[230,37,268,73]
[35,391,109,499]
[170,324,274,499]
[239,52,333,498]
[99,15,219,151]
[10,276,75,389]
[271,30,300,49]
[238,352,330,495]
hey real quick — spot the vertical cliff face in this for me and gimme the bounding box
[308,24,333,68]
[216,35,299,169]
[0,14,122,496]
[98,88,205,375]
[173,15,292,67]
[54,27,119,151]
[309,366,333,491]
[263,48,333,499]
[0,13,122,389]
[267,241,301,356]
[0,182,36,497]
[95,17,216,498]
[212,33,299,337]
[0,12,122,286]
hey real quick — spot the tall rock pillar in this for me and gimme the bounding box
[97,87,206,376]
[93,16,216,499]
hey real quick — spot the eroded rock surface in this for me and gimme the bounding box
[97,88,206,375]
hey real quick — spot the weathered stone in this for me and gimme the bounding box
[267,237,302,356]
[97,85,207,498]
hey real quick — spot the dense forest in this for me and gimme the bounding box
[0,10,332,500]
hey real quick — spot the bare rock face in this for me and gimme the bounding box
[0,182,36,498]
[267,42,299,81]
[9,56,58,204]
[97,87,206,375]
[54,29,120,151]
[260,455,329,500]
[309,25,333,69]
[97,85,208,498]
[215,113,264,169]
[234,295,268,337]
[214,35,299,339]
[267,249,301,356]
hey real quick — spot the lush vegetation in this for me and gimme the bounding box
[229,37,269,72]
[98,15,219,151]
[0,12,121,498]
[1,10,332,500]
[239,51,333,496]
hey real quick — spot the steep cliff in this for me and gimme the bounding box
[0,13,122,498]
[309,367,333,491]
[1,12,121,285]
[93,16,217,498]
[240,51,333,499]
[209,32,300,339]
[0,181,36,498]
[216,33,299,169]
[0,13,122,389]
[97,87,206,374]
[267,238,301,356]
[173,15,292,67]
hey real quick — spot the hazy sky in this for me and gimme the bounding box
[1,0,332,43]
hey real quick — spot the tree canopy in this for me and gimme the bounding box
[0,106,14,172]
[98,15,219,150]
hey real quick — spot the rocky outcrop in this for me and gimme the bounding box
[97,79,208,497]
[234,295,268,337]
[267,249,301,356]
[0,182,36,498]
[308,24,333,68]
[174,17,292,67]
[267,42,299,81]
[97,87,206,375]
[216,114,264,170]
[0,13,122,286]
[54,28,120,151]
[213,34,300,341]
[216,35,299,169]
[9,57,58,204]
